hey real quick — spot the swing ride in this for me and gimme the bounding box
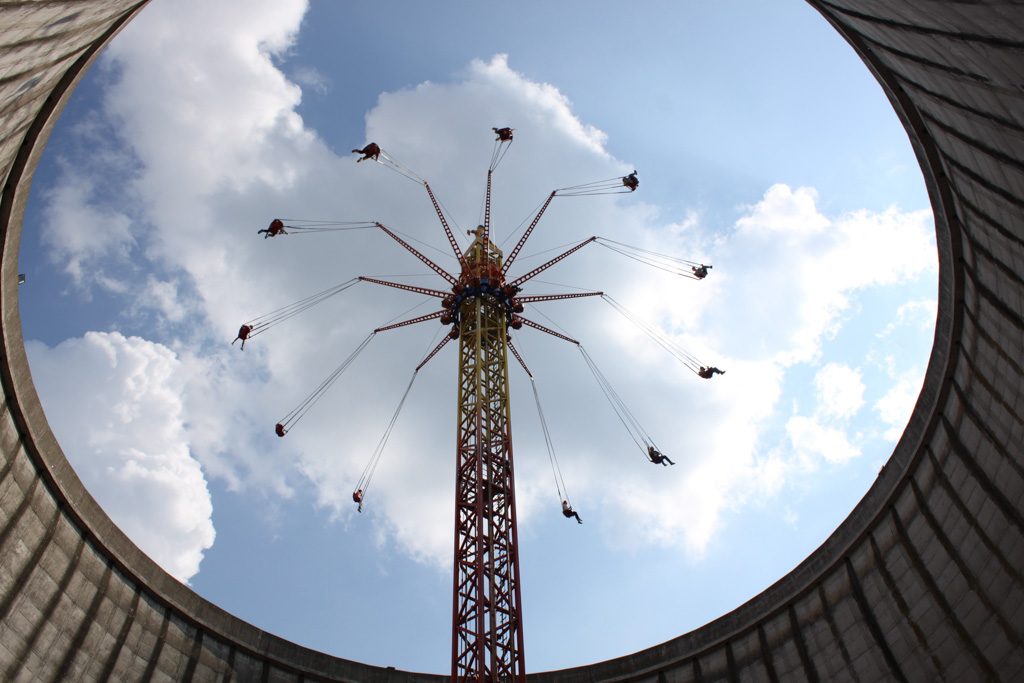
[234,128,721,681]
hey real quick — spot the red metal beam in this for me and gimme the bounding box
[424,182,467,268]
[376,223,457,285]
[357,276,448,298]
[516,291,603,304]
[415,334,452,372]
[517,317,580,345]
[508,342,533,379]
[501,191,556,276]
[507,236,597,289]
[374,310,445,333]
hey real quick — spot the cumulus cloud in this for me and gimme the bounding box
[736,184,829,236]
[40,171,135,287]
[26,332,215,582]
[786,414,860,466]
[875,371,925,441]
[878,298,937,339]
[33,0,937,569]
[133,276,188,323]
[814,363,864,420]
[594,182,932,549]
[712,185,936,367]
[782,362,865,470]
[291,65,330,95]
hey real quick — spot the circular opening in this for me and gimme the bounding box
[18,1,938,673]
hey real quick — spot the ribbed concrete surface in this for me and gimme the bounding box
[0,2,1022,681]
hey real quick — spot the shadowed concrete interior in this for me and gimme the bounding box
[0,2,1022,680]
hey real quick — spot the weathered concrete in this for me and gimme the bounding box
[0,1,1022,681]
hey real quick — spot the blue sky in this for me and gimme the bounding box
[19,0,937,673]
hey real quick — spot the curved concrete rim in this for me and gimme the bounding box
[1,2,1021,681]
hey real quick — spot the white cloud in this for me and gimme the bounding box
[786,414,860,466]
[26,332,215,583]
[291,65,330,95]
[814,363,864,420]
[736,184,829,236]
[41,171,135,287]
[596,183,932,544]
[135,276,188,323]
[781,363,864,470]
[874,371,924,441]
[33,0,937,569]
[878,298,937,339]
[715,184,935,366]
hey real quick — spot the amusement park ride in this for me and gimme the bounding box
[234,128,720,681]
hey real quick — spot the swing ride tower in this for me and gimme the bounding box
[244,135,713,682]
[450,231,526,681]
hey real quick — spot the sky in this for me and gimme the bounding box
[18,0,937,673]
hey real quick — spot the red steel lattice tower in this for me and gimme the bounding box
[450,232,526,681]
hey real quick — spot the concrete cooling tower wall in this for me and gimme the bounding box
[0,1,1021,680]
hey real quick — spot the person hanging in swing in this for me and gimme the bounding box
[698,366,726,379]
[352,489,364,513]
[692,263,711,279]
[647,445,675,466]
[352,142,381,162]
[258,218,287,238]
[561,499,583,524]
[232,324,252,349]
[622,170,639,191]
[493,127,514,142]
